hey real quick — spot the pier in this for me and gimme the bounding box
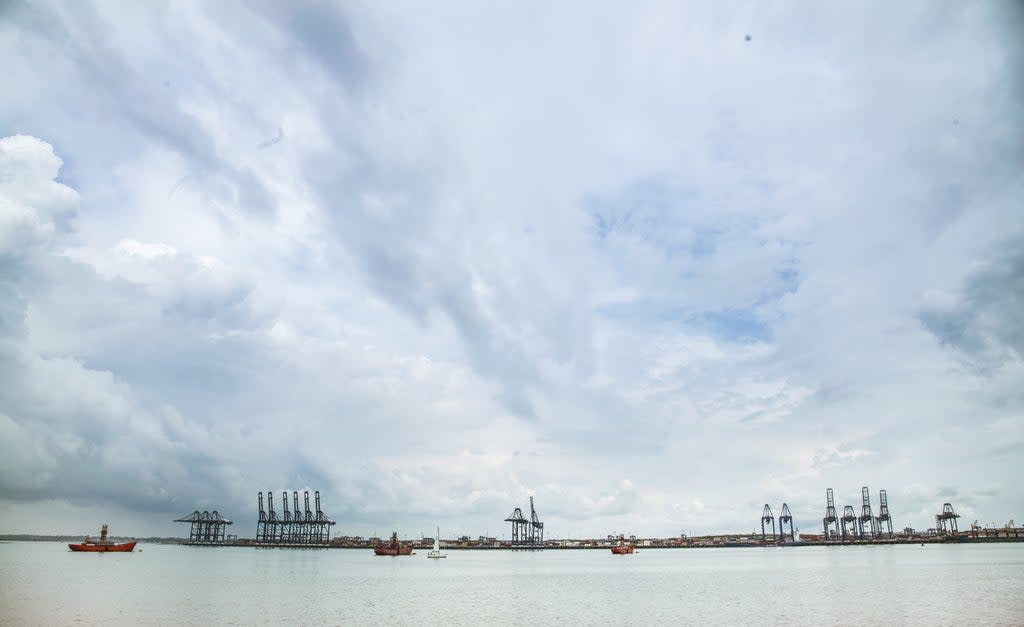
[145,486,1020,550]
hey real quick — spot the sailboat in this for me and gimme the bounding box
[427,527,447,559]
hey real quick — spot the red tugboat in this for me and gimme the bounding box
[69,524,137,553]
[374,532,413,556]
[610,535,635,555]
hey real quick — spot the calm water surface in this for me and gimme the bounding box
[2,542,1023,625]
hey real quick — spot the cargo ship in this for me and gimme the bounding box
[611,535,635,554]
[374,531,413,555]
[69,524,137,552]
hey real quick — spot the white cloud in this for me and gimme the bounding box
[0,135,78,256]
[0,1,1021,538]
[115,239,177,260]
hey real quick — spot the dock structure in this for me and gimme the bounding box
[266,492,280,541]
[314,491,334,542]
[257,492,270,542]
[858,486,879,540]
[760,505,775,541]
[823,488,840,540]
[256,490,335,547]
[841,505,859,540]
[936,503,960,535]
[505,496,544,549]
[778,503,795,543]
[281,491,292,542]
[755,502,793,543]
[174,510,233,544]
[529,497,545,546]
[505,507,528,545]
[817,486,896,542]
[876,490,893,537]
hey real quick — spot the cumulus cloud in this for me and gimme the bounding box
[0,139,236,516]
[0,1,1021,538]
[115,239,178,260]
[0,135,78,256]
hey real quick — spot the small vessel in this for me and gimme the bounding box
[610,534,635,555]
[69,524,137,553]
[427,527,447,559]
[374,532,413,556]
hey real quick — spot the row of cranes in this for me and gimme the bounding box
[173,510,234,544]
[505,496,544,548]
[761,487,895,542]
[819,487,892,540]
[761,503,796,542]
[823,487,893,540]
[256,490,336,546]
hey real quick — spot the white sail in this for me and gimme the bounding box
[428,526,446,558]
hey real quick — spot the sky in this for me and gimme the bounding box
[0,1,1021,540]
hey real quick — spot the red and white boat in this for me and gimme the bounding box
[69,524,137,552]
[611,534,635,554]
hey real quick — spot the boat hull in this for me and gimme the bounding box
[611,545,634,554]
[374,546,413,556]
[69,542,137,552]
[374,531,413,555]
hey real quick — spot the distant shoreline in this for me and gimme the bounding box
[3,535,1022,548]
[0,535,186,544]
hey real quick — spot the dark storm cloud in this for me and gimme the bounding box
[270,1,370,90]
[919,237,1024,370]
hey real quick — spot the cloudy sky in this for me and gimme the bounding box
[0,1,1021,539]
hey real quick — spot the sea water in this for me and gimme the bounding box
[1,542,1022,625]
